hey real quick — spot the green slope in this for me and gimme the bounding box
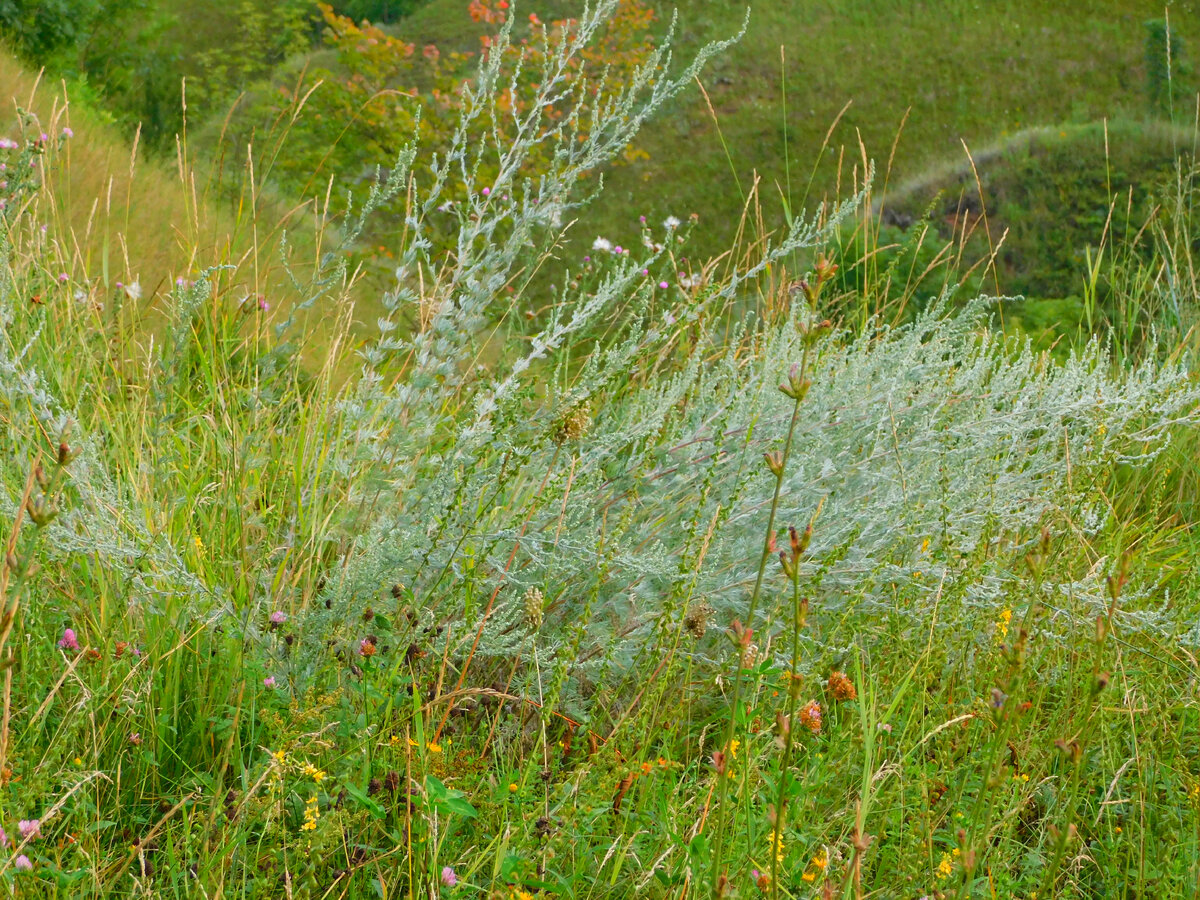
[392,0,1200,292]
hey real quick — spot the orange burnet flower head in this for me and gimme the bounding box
[827,670,857,702]
[797,700,822,734]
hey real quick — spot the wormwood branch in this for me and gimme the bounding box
[433,444,562,743]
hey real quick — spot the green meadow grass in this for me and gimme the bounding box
[2,5,1200,899]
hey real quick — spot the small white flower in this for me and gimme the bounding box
[591,237,613,252]
[124,281,143,301]
[664,215,681,229]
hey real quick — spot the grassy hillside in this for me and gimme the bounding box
[1,46,356,337]
[383,0,1200,293]
[0,50,201,291]
[5,5,1200,898]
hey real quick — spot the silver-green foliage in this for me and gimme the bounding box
[1,1,1197,706]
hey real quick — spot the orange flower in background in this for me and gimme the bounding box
[827,670,857,701]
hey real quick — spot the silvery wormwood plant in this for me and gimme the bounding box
[0,2,1198,716]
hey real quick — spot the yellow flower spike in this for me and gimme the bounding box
[766,830,784,865]
[936,852,954,879]
[995,608,1013,643]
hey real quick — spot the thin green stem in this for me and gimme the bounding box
[710,340,810,895]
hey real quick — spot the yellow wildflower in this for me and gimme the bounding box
[428,742,442,754]
[995,608,1012,643]
[302,762,326,782]
[766,830,784,865]
[936,851,954,879]
[301,794,320,832]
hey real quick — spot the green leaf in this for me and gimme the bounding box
[342,781,387,819]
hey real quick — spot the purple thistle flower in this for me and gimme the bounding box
[58,629,79,651]
[269,610,287,625]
